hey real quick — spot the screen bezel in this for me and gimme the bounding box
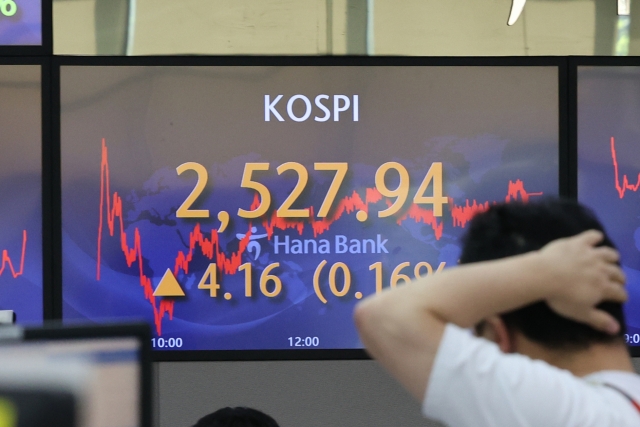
[0,0,51,56]
[21,323,152,427]
[0,56,50,323]
[52,55,567,361]
[570,56,640,358]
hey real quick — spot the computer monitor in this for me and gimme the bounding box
[0,0,50,55]
[59,58,561,358]
[576,62,640,356]
[0,323,151,427]
[0,60,43,324]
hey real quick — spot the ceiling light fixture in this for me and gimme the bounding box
[508,0,527,26]
[508,0,630,26]
[618,0,631,16]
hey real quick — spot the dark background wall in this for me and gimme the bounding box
[154,359,640,427]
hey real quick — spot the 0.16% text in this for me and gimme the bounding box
[194,260,446,303]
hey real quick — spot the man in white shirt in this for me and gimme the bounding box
[354,199,640,426]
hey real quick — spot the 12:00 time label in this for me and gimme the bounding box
[288,337,319,347]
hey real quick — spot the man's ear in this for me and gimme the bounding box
[484,316,515,353]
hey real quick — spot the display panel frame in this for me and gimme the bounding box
[570,56,640,358]
[0,56,50,323]
[0,0,51,56]
[53,56,568,361]
[19,323,152,427]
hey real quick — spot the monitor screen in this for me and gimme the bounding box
[60,63,559,354]
[577,65,640,349]
[0,64,42,323]
[0,1,42,46]
[3,324,151,427]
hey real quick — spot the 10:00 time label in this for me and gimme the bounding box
[152,337,183,348]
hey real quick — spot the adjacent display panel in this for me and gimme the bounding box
[0,1,42,47]
[19,324,151,427]
[577,64,640,352]
[60,61,559,355]
[0,63,42,323]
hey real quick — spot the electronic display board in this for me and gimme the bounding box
[60,62,559,354]
[0,1,42,47]
[577,65,640,351]
[0,64,42,323]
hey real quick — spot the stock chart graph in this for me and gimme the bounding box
[97,138,544,337]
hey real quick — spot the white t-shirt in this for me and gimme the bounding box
[423,323,640,427]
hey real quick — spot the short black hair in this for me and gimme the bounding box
[459,198,626,350]
[192,407,280,427]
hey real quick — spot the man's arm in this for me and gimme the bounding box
[353,230,626,401]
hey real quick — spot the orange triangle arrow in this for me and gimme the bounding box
[153,269,185,297]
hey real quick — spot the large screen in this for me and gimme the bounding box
[0,64,42,323]
[578,65,640,349]
[61,64,559,353]
[0,1,42,46]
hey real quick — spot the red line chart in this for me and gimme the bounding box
[611,136,640,199]
[449,180,542,228]
[98,139,175,335]
[258,180,540,240]
[0,230,27,279]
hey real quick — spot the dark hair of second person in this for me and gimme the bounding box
[192,407,280,427]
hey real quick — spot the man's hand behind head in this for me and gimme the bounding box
[541,230,627,335]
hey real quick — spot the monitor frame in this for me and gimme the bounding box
[21,322,152,427]
[0,56,50,323]
[0,0,52,56]
[570,56,640,358]
[52,55,568,361]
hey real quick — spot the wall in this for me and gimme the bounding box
[155,358,640,427]
[132,0,330,55]
[54,0,617,56]
[373,0,596,56]
[155,360,443,427]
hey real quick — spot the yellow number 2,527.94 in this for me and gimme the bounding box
[176,160,448,221]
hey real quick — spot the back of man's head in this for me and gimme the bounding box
[192,407,280,427]
[459,198,626,350]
